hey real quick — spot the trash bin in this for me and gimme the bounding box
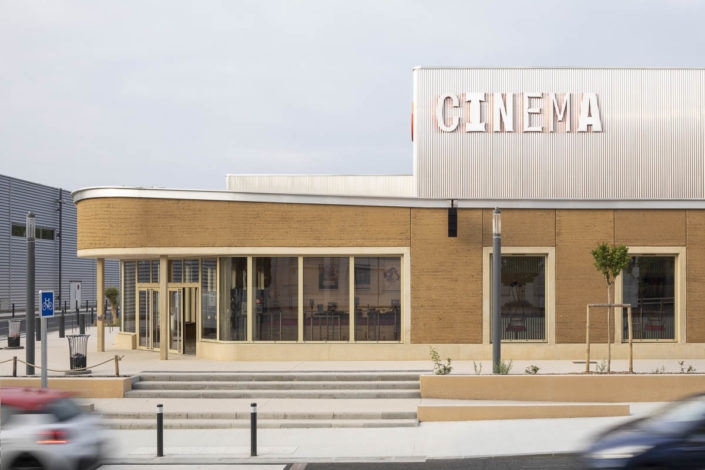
[7,319,21,348]
[66,334,90,374]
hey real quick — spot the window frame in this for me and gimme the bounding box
[615,246,685,344]
[482,247,556,344]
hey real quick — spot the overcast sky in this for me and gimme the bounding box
[1,0,703,191]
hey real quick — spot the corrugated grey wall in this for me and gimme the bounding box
[413,68,705,200]
[0,174,119,312]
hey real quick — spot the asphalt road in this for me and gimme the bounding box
[296,454,579,470]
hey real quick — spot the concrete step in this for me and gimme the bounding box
[137,373,422,382]
[124,389,422,399]
[101,411,417,420]
[132,380,420,391]
[102,418,419,429]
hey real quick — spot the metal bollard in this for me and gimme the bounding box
[79,313,85,334]
[35,317,41,341]
[250,402,257,457]
[12,356,17,377]
[156,404,164,457]
[59,308,65,338]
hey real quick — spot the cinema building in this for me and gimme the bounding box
[73,67,705,361]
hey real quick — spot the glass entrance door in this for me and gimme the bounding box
[169,289,183,354]
[138,289,160,350]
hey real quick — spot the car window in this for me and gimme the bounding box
[42,398,83,422]
[639,396,705,435]
[1,404,19,426]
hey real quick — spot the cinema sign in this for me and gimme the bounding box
[436,92,603,133]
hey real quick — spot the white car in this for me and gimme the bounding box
[1,387,108,470]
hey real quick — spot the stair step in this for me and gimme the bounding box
[103,418,419,429]
[101,411,417,420]
[137,373,422,382]
[132,380,420,391]
[124,389,421,399]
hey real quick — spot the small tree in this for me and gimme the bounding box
[591,243,630,373]
[105,286,120,326]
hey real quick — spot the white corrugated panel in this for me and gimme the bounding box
[413,68,705,200]
[226,174,415,197]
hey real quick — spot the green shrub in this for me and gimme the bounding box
[429,346,452,375]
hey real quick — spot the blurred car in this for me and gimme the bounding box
[582,392,705,469]
[0,387,108,470]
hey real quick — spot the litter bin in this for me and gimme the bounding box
[7,319,21,348]
[66,334,91,374]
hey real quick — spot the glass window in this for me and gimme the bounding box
[303,257,349,341]
[201,259,217,340]
[623,256,675,340]
[219,257,247,341]
[254,257,298,341]
[10,224,24,237]
[169,260,183,283]
[491,255,546,341]
[123,261,136,333]
[137,261,151,283]
[151,260,160,283]
[184,259,199,283]
[354,257,401,341]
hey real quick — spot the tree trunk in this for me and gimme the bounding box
[607,283,611,374]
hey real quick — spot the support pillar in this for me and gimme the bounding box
[159,256,168,360]
[97,258,105,352]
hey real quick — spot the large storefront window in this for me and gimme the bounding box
[491,255,546,341]
[623,256,675,340]
[303,257,350,341]
[201,259,217,340]
[354,257,401,341]
[219,257,247,341]
[254,257,298,341]
[122,261,136,332]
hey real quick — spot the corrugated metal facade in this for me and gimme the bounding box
[0,174,119,312]
[413,68,705,200]
[226,174,415,197]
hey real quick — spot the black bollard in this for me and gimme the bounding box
[59,308,65,338]
[250,402,257,457]
[35,317,41,341]
[79,313,85,334]
[156,404,164,457]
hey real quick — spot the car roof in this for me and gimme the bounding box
[0,387,72,411]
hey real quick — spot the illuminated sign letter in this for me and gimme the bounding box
[492,93,514,132]
[523,92,542,132]
[578,93,603,132]
[549,93,571,132]
[465,92,486,132]
[436,94,460,132]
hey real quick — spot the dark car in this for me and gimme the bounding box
[582,392,705,469]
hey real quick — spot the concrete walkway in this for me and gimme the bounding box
[0,327,692,462]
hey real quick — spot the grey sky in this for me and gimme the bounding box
[1,0,703,191]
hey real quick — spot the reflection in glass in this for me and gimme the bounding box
[201,259,217,340]
[184,259,199,283]
[169,260,183,283]
[169,290,182,353]
[354,257,401,341]
[219,257,247,341]
[623,256,675,340]
[138,261,151,283]
[254,257,298,341]
[303,257,349,341]
[123,261,136,333]
[491,256,546,341]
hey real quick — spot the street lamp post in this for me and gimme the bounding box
[492,208,502,373]
[26,211,36,375]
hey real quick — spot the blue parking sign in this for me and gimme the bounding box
[40,290,54,318]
